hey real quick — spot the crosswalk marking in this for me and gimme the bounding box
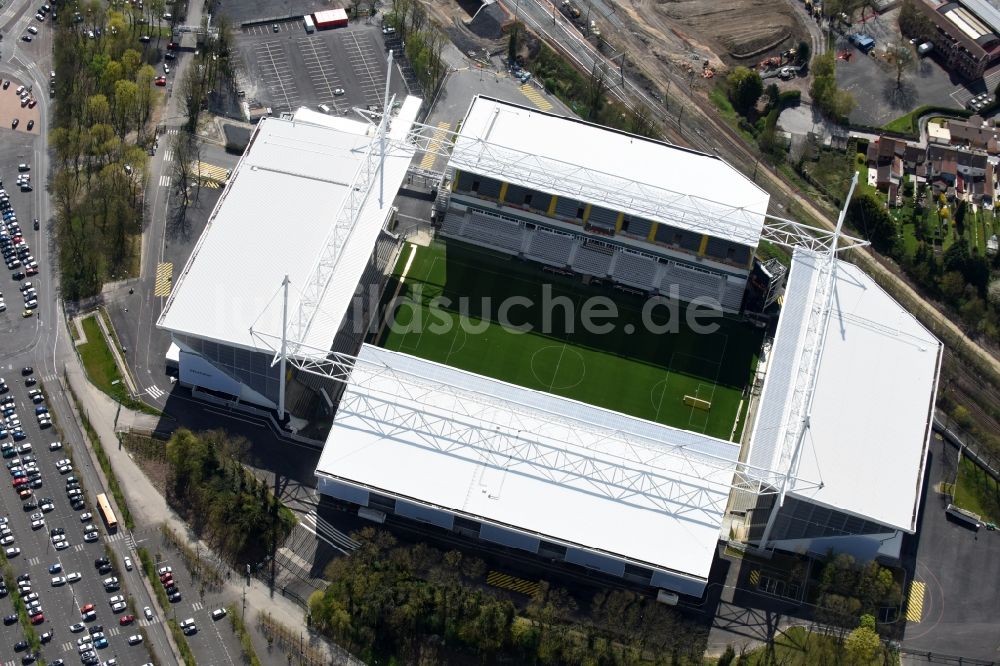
[27,556,39,566]
[520,83,553,111]
[139,616,160,627]
[486,570,540,597]
[419,121,450,170]
[73,544,84,552]
[191,161,230,184]
[191,601,204,611]
[60,641,72,651]
[159,175,171,188]
[905,580,926,622]
[162,149,173,163]
[107,626,121,636]
[154,262,173,297]
[146,385,165,399]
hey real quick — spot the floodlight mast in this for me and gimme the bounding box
[756,172,858,548]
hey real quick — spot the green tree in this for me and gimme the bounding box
[844,625,880,664]
[727,66,763,116]
[847,193,897,253]
[796,40,811,67]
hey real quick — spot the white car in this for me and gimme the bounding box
[79,512,92,522]
[48,441,61,450]
[5,546,19,557]
[111,601,127,613]
[0,535,13,545]
[30,518,43,530]
[16,443,30,453]
[123,556,133,571]
[69,622,85,632]
[127,634,143,645]
[83,531,98,543]
[57,464,72,474]
[66,571,81,583]
[108,594,125,604]
[51,576,66,586]
[53,540,68,550]
[156,565,171,576]
[143,606,153,621]
[40,501,53,513]
[54,458,70,467]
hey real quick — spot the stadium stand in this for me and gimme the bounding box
[572,240,615,276]
[660,262,722,302]
[611,250,659,292]
[526,228,575,266]
[464,210,524,253]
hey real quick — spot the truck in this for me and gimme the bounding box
[303,14,315,33]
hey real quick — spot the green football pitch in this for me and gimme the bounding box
[376,240,764,441]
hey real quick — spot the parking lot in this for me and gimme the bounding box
[0,370,157,666]
[236,21,410,116]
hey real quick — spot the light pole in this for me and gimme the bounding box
[110,379,122,433]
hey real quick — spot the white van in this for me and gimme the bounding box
[318,104,331,114]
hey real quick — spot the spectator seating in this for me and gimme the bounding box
[526,229,575,266]
[611,251,659,292]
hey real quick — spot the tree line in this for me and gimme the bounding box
[50,1,168,298]
[165,428,296,567]
[308,528,708,665]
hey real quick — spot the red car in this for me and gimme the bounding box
[30,613,43,625]
[80,603,94,614]
[27,100,36,109]
[167,41,178,50]
[12,477,27,486]
[119,614,135,626]
[17,488,32,498]
[159,572,172,583]
[154,76,166,87]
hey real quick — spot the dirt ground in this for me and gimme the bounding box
[429,0,810,74]
[625,0,805,62]
[0,76,41,136]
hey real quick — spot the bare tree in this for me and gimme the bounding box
[586,62,609,120]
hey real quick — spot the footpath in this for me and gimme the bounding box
[59,325,342,664]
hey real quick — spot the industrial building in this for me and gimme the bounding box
[914,0,1000,78]
[159,94,941,599]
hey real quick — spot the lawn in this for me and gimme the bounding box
[738,626,889,665]
[78,315,125,400]
[954,455,1000,523]
[378,241,764,440]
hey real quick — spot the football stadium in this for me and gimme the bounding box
[159,95,942,600]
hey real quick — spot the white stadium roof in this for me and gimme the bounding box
[747,250,941,533]
[157,100,421,354]
[316,344,741,584]
[448,96,770,247]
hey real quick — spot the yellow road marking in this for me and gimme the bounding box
[905,581,926,623]
[190,161,231,184]
[520,83,553,111]
[154,262,173,297]
[419,121,450,170]
[486,570,540,597]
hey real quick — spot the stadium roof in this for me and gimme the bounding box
[316,344,741,584]
[448,96,769,248]
[747,250,941,533]
[157,100,421,354]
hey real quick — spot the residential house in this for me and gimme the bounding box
[946,115,1000,152]
[867,137,907,202]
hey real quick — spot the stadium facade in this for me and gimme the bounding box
[160,96,942,600]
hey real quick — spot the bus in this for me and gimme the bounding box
[945,503,982,530]
[96,493,119,532]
